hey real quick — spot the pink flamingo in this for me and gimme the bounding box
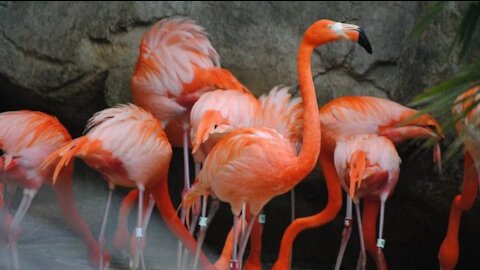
[439,85,480,270]
[0,111,110,270]
[189,86,302,269]
[44,104,214,270]
[333,134,401,270]
[273,96,444,269]
[131,16,248,195]
[182,19,373,270]
[131,17,248,266]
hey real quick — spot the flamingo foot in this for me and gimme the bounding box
[355,251,367,270]
[229,259,240,270]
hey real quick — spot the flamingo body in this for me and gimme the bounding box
[131,17,248,127]
[49,104,171,188]
[334,134,401,201]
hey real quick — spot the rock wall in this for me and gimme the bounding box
[1,1,479,269]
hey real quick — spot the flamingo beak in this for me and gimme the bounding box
[192,137,201,154]
[3,155,15,171]
[342,23,372,54]
[356,28,372,54]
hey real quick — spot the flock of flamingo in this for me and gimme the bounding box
[0,16,478,270]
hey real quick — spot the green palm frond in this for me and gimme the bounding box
[450,1,480,61]
[410,1,449,39]
[410,1,480,165]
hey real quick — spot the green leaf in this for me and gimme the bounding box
[410,1,450,39]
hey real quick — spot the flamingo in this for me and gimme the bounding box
[0,111,110,270]
[182,19,373,270]
[273,96,444,269]
[333,134,401,270]
[43,104,214,270]
[191,86,302,159]
[131,16,248,195]
[131,17,249,266]
[189,86,303,269]
[438,85,480,270]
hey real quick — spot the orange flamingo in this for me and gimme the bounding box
[131,17,248,266]
[131,16,248,194]
[0,111,110,270]
[438,85,480,270]
[273,96,444,269]
[190,86,303,269]
[333,134,401,270]
[191,86,302,159]
[43,104,214,270]
[182,19,373,270]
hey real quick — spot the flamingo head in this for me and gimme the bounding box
[192,110,231,154]
[0,147,19,172]
[381,111,445,143]
[304,19,372,54]
[380,111,445,170]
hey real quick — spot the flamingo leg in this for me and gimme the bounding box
[237,212,258,270]
[439,152,479,270]
[53,168,110,268]
[273,151,343,270]
[376,196,387,270]
[142,194,155,234]
[183,163,202,269]
[113,189,138,257]
[244,213,263,270]
[193,196,221,270]
[241,203,246,241]
[138,193,154,270]
[0,183,16,237]
[179,122,191,270]
[188,161,203,237]
[361,198,386,270]
[334,195,353,270]
[98,184,114,270]
[230,214,240,270]
[192,195,208,270]
[1,184,17,220]
[9,189,35,270]
[130,185,146,270]
[354,201,366,270]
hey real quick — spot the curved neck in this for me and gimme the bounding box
[296,39,320,171]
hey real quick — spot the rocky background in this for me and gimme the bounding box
[1,1,479,269]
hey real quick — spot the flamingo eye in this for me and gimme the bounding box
[214,124,218,129]
[0,149,4,156]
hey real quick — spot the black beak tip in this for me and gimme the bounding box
[357,28,372,54]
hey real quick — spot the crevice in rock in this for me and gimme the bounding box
[0,30,73,65]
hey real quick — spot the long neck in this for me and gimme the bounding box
[296,39,321,172]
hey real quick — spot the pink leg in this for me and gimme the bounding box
[98,185,114,270]
[244,209,264,270]
[179,122,191,270]
[9,189,35,270]
[133,185,146,270]
[376,196,387,270]
[354,202,366,270]
[113,189,138,257]
[193,197,220,270]
[237,212,258,270]
[334,195,353,270]
[230,215,240,270]
[53,168,110,268]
